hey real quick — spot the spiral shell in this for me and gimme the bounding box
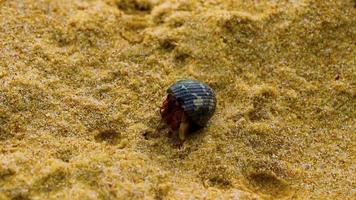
[167,79,216,126]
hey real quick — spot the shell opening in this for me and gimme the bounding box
[160,94,185,132]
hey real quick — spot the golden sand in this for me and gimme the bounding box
[0,0,355,199]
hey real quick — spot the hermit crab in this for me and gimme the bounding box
[160,79,216,141]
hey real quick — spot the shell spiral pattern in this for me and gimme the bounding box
[167,79,216,126]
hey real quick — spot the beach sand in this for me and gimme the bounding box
[0,0,355,199]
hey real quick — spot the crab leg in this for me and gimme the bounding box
[178,113,189,141]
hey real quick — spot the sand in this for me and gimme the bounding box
[0,0,355,199]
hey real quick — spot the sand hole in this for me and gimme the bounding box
[94,129,121,145]
[247,171,290,197]
[116,0,153,15]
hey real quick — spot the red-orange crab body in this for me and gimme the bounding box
[160,80,216,140]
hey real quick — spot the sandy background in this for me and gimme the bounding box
[0,0,355,199]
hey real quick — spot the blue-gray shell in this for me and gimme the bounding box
[167,79,216,126]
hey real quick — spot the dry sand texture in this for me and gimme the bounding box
[0,0,355,199]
